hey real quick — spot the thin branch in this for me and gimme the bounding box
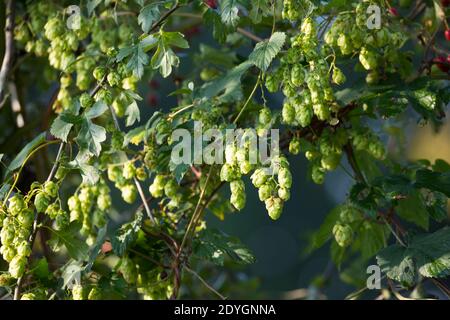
[0,0,15,103]
[184,266,226,300]
[237,28,264,42]
[343,144,366,184]
[108,104,157,224]
[149,2,182,33]
[14,141,65,300]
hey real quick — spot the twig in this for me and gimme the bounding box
[237,28,263,42]
[233,75,260,124]
[0,0,15,103]
[14,141,65,300]
[149,2,182,33]
[184,266,226,300]
[108,104,157,225]
[343,144,366,184]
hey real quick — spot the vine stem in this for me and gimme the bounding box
[0,0,15,104]
[184,265,226,300]
[14,141,65,300]
[233,75,261,124]
[108,104,156,224]
[178,165,214,256]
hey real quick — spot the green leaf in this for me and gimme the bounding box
[197,60,253,102]
[48,223,89,261]
[87,0,102,16]
[69,152,100,185]
[249,0,271,23]
[307,205,341,252]
[220,0,239,27]
[4,132,46,178]
[203,9,229,43]
[377,244,416,287]
[76,119,106,157]
[138,2,161,33]
[162,31,189,49]
[123,126,146,146]
[61,260,84,288]
[85,225,108,272]
[249,32,286,72]
[125,43,150,79]
[125,100,140,127]
[85,100,108,119]
[32,258,50,281]
[193,228,256,266]
[111,210,144,256]
[151,43,179,78]
[415,169,450,197]
[359,221,387,259]
[377,227,450,285]
[395,190,429,230]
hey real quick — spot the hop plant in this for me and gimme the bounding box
[230,179,246,210]
[332,223,353,247]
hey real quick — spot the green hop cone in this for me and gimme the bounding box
[282,101,295,125]
[278,167,292,189]
[251,168,269,188]
[332,67,346,85]
[149,182,164,198]
[359,47,378,70]
[295,103,313,127]
[311,165,325,184]
[72,284,85,300]
[8,194,25,216]
[45,203,59,219]
[265,197,283,220]
[17,208,34,228]
[123,161,136,180]
[16,241,31,258]
[278,187,291,201]
[1,224,15,245]
[136,167,148,181]
[107,71,121,87]
[1,245,16,262]
[220,164,240,182]
[339,205,360,223]
[332,223,353,247]
[54,210,69,230]
[289,137,301,155]
[20,293,37,300]
[164,180,179,199]
[121,184,137,204]
[9,256,27,278]
[313,103,330,121]
[67,195,81,212]
[43,181,58,198]
[79,93,94,109]
[97,193,111,211]
[239,160,252,175]
[34,192,50,213]
[265,72,281,93]
[259,107,272,126]
[290,64,305,87]
[320,153,341,171]
[93,66,107,81]
[368,139,386,160]
[230,180,246,210]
